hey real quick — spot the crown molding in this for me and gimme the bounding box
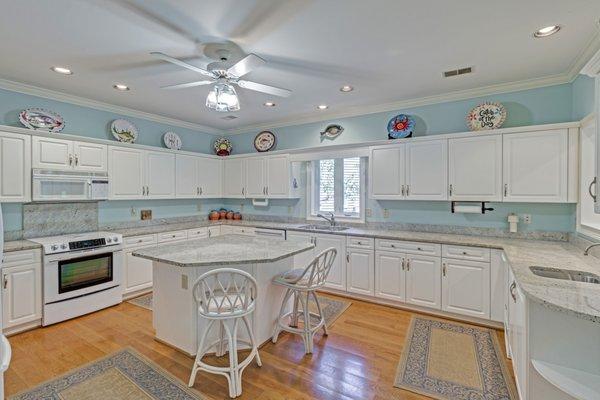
[573,31,600,78]
[224,72,572,135]
[0,78,222,135]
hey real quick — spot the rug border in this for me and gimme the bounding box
[321,297,351,326]
[127,292,153,310]
[393,315,518,400]
[8,347,206,400]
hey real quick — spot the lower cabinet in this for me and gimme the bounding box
[405,254,442,309]
[123,234,157,297]
[346,246,374,296]
[1,249,42,333]
[374,250,406,302]
[441,258,490,318]
[208,225,222,237]
[314,234,346,291]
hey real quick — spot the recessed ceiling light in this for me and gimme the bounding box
[113,84,130,91]
[534,25,561,38]
[51,66,73,75]
[340,85,354,92]
[264,102,276,107]
[317,104,328,110]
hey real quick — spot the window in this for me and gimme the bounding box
[577,120,600,237]
[309,157,365,220]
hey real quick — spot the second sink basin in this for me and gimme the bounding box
[530,266,600,284]
[298,224,350,232]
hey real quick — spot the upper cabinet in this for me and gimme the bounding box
[448,135,503,201]
[245,157,266,198]
[145,151,176,198]
[223,158,246,198]
[175,154,222,198]
[197,157,222,197]
[503,129,568,203]
[370,145,405,199]
[0,131,31,202]
[32,136,107,172]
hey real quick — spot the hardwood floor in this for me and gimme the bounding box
[5,294,513,399]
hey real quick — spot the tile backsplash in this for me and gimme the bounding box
[23,202,98,238]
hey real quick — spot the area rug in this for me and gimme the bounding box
[394,316,517,400]
[9,348,205,400]
[127,293,351,326]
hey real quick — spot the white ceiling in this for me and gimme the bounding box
[0,0,599,133]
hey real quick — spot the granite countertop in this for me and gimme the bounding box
[132,234,315,267]
[3,239,42,253]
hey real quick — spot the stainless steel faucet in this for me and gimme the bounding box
[584,243,600,256]
[316,212,336,227]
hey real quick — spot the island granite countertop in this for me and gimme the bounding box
[132,234,314,267]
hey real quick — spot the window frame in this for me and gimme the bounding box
[306,157,366,223]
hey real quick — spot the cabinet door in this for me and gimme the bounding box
[207,225,221,237]
[108,146,144,199]
[266,155,290,198]
[2,263,42,328]
[287,232,315,270]
[145,151,175,198]
[503,129,568,202]
[375,250,406,302]
[315,234,346,290]
[0,132,30,202]
[32,136,72,169]
[347,248,374,295]
[73,141,107,172]
[124,248,153,294]
[442,258,490,318]
[405,140,448,200]
[369,145,405,199]
[198,157,222,198]
[175,154,199,198]
[448,135,502,201]
[245,157,266,198]
[223,158,245,198]
[405,255,441,309]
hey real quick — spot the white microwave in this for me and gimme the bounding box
[32,169,109,202]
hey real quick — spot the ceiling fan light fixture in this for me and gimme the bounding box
[206,83,240,112]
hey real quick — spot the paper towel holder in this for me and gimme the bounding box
[451,201,494,214]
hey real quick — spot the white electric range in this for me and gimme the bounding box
[29,232,124,326]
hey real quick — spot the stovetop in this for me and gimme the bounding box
[29,231,122,255]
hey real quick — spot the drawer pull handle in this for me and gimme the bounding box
[390,244,395,248]
[442,263,447,277]
[462,251,468,255]
[138,239,143,243]
[417,247,423,251]
[357,241,362,245]
[3,274,7,289]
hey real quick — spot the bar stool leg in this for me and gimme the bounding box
[223,321,238,398]
[300,291,313,354]
[290,290,300,328]
[243,315,262,367]
[272,288,292,343]
[312,291,328,336]
[216,320,226,357]
[188,319,215,387]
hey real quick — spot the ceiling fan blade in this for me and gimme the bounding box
[227,54,266,78]
[151,52,215,78]
[236,80,292,97]
[161,80,214,90]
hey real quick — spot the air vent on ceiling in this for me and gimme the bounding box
[221,115,238,120]
[443,66,473,78]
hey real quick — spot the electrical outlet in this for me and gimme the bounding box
[181,274,188,290]
[288,205,293,214]
[366,208,372,217]
[522,214,532,224]
[383,208,390,219]
[130,207,136,217]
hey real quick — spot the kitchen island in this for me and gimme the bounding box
[132,234,314,355]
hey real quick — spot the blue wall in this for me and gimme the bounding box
[572,74,596,120]
[227,83,574,154]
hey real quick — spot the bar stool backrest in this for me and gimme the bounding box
[299,247,337,288]
[192,268,257,318]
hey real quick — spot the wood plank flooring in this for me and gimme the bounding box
[5,294,513,399]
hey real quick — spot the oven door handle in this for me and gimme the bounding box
[45,246,122,263]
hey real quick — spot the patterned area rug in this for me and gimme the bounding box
[394,316,517,400]
[127,293,351,326]
[9,348,205,399]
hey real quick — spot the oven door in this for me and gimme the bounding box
[44,247,123,304]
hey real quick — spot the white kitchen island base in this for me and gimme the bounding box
[152,258,294,356]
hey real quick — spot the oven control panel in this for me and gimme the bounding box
[38,232,123,255]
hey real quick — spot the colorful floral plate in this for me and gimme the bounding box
[467,102,507,131]
[387,114,415,139]
[19,108,65,132]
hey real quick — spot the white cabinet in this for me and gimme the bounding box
[288,231,316,269]
[346,238,374,296]
[245,157,266,198]
[441,258,490,318]
[32,136,107,172]
[369,145,405,199]
[208,225,221,237]
[175,154,198,198]
[314,234,346,291]
[405,140,448,200]
[0,131,30,202]
[123,234,157,296]
[244,155,294,198]
[375,250,406,301]
[1,249,42,332]
[507,269,528,399]
[503,129,568,202]
[197,157,222,198]
[145,151,175,198]
[448,135,503,201]
[108,146,144,199]
[223,158,246,198]
[405,254,441,309]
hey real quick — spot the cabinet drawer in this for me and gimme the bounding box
[157,230,188,243]
[2,249,41,267]
[376,239,441,256]
[442,245,490,262]
[346,236,374,249]
[187,227,208,239]
[232,226,255,236]
[124,234,157,249]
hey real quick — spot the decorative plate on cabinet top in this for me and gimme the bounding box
[163,131,182,150]
[213,137,232,156]
[110,119,138,143]
[254,130,276,152]
[466,102,507,131]
[387,114,414,139]
[19,108,65,132]
[320,124,344,139]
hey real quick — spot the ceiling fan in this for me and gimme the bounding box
[151,50,292,112]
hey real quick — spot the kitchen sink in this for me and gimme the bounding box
[529,266,600,284]
[298,224,350,231]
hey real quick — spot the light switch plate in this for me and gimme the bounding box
[383,208,390,219]
[366,208,372,217]
[522,214,532,224]
[181,274,188,290]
